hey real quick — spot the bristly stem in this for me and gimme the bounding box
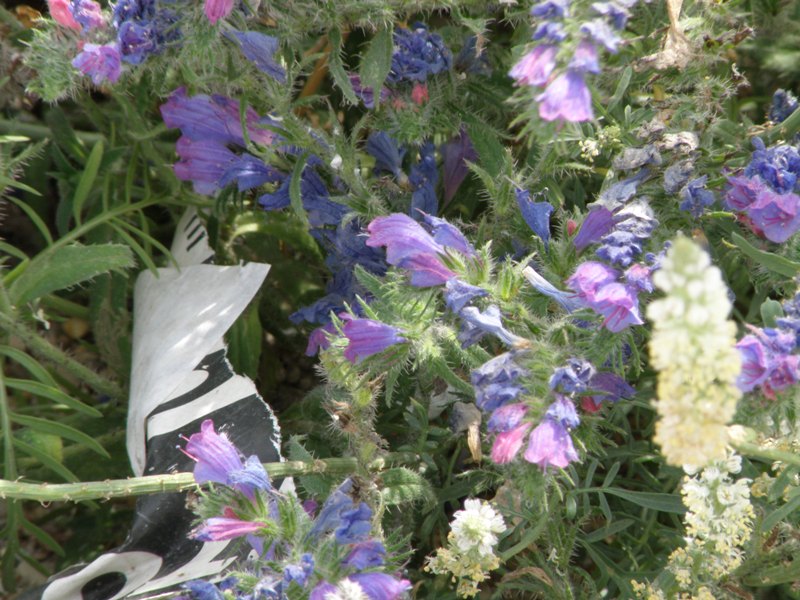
[0,452,420,502]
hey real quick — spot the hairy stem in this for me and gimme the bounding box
[0,452,419,502]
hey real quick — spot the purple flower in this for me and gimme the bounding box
[736,328,800,397]
[72,43,122,86]
[309,582,337,600]
[580,19,621,53]
[422,213,476,256]
[367,132,406,180]
[349,573,412,600]
[118,20,158,65]
[509,44,558,87]
[574,207,615,252]
[160,88,275,147]
[69,0,104,31]
[227,455,272,498]
[777,291,800,347]
[487,403,528,433]
[342,318,406,363]
[524,419,579,469]
[591,282,643,332]
[770,89,799,123]
[182,580,224,600]
[219,154,282,192]
[584,371,636,409]
[745,138,800,194]
[472,352,528,411]
[592,1,631,29]
[204,0,234,24]
[442,128,477,204]
[595,200,658,267]
[624,262,655,293]
[388,23,452,84]
[537,70,593,122]
[349,74,390,109]
[183,419,243,487]
[309,479,358,540]
[284,554,314,587]
[533,22,568,43]
[409,142,439,217]
[444,279,488,313]
[549,359,596,394]
[531,0,571,18]
[173,137,236,195]
[491,422,532,464]
[522,265,583,312]
[516,189,554,248]
[459,304,525,347]
[746,187,800,243]
[724,175,766,211]
[679,176,715,217]
[227,31,286,82]
[664,161,694,195]
[545,396,580,428]
[112,0,153,27]
[335,502,373,543]
[343,540,386,569]
[194,516,265,542]
[399,252,457,287]
[568,40,601,75]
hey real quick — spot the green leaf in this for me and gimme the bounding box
[5,379,102,417]
[0,174,42,197]
[607,66,632,113]
[10,413,110,458]
[3,196,53,246]
[600,488,686,514]
[329,28,358,105]
[289,155,310,227]
[12,438,77,482]
[45,107,85,163]
[226,303,262,380]
[731,232,800,278]
[581,518,634,544]
[72,140,104,225]
[380,467,435,508]
[287,436,333,497]
[465,116,507,178]
[0,346,57,387]
[760,494,800,533]
[9,243,134,305]
[358,27,393,108]
[601,462,621,488]
[760,298,784,328]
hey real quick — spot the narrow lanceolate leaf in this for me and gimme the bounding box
[358,26,393,107]
[379,467,435,508]
[10,414,110,457]
[0,346,57,387]
[329,28,358,105]
[72,140,104,225]
[5,379,102,417]
[731,232,800,278]
[12,438,79,482]
[8,243,134,305]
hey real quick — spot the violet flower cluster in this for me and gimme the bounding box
[112,0,179,65]
[387,23,452,86]
[724,138,800,243]
[509,0,633,122]
[179,421,410,600]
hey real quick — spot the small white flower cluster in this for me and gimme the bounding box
[425,499,506,598]
[646,237,742,467]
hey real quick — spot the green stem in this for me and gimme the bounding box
[0,361,16,481]
[763,106,800,145]
[0,312,125,400]
[0,453,419,502]
[733,441,800,468]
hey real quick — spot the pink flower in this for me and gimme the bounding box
[204,0,235,24]
[537,70,593,122]
[194,516,265,542]
[411,82,429,105]
[490,422,532,464]
[72,43,122,86]
[523,419,579,469]
[509,44,558,87]
[47,0,80,29]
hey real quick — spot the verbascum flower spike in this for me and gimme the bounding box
[646,237,741,467]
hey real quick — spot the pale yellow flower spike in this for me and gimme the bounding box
[646,236,741,467]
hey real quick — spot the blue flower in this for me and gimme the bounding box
[744,137,800,194]
[422,213,475,256]
[573,207,615,252]
[545,396,581,428]
[343,318,407,363]
[580,19,621,53]
[471,352,528,412]
[410,142,439,217]
[367,132,406,180]
[443,279,488,313]
[388,23,452,84]
[591,1,631,29]
[173,137,236,195]
[516,188,554,248]
[441,128,478,204]
[182,580,224,600]
[283,553,314,587]
[335,502,373,543]
[118,20,158,65]
[679,176,715,217]
[459,305,524,348]
[531,0,571,19]
[549,358,596,394]
[228,31,286,82]
[533,21,568,43]
[343,540,386,569]
[595,199,658,267]
[770,89,799,123]
[219,154,282,191]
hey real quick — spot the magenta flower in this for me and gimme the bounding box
[342,318,407,363]
[72,43,122,86]
[69,0,104,31]
[566,261,619,302]
[509,44,558,87]
[523,419,579,469]
[490,422,532,464]
[204,0,235,24]
[537,70,593,122]
[349,573,412,599]
[194,516,265,542]
[487,403,528,433]
[399,253,457,287]
[747,188,800,243]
